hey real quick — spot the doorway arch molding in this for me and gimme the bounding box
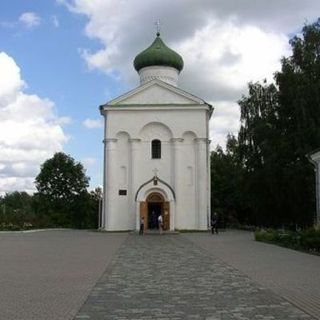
[135,181,176,231]
[135,177,175,202]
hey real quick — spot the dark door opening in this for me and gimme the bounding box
[148,202,162,229]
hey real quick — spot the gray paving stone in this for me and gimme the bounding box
[184,231,320,319]
[0,230,127,320]
[75,234,313,319]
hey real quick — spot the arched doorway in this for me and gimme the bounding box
[147,193,164,230]
[140,192,170,231]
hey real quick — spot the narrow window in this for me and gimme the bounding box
[152,139,161,159]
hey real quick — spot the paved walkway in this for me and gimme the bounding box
[184,231,320,320]
[75,234,313,319]
[1,230,318,319]
[0,230,127,320]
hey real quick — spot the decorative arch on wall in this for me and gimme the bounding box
[116,131,131,139]
[182,130,198,140]
[139,122,173,140]
[135,176,175,201]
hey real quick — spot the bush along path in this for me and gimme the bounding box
[255,228,320,254]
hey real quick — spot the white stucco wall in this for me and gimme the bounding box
[101,81,211,231]
[139,66,179,86]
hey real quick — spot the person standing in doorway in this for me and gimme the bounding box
[139,217,145,235]
[158,214,163,235]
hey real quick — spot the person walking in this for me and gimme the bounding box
[158,214,163,235]
[139,217,145,235]
[211,212,218,234]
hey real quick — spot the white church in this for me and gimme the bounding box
[100,32,213,231]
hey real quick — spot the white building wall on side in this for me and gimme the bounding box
[317,164,320,226]
[310,151,320,226]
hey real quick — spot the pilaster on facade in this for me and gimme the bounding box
[129,138,142,178]
[195,138,209,229]
[171,138,184,189]
[130,139,142,225]
[104,138,118,230]
[105,138,118,189]
[171,138,184,227]
[207,139,212,228]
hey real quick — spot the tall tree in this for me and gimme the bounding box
[233,19,320,227]
[237,81,286,226]
[276,19,320,155]
[35,152,89,202]
[274,19,320,226]
[35,152,90,227]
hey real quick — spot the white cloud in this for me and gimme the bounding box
[177,21,290,102]
[0,177,36,196]
[209,101,240,149]
[0,52,68,194]
[19,12,41,28]
[52,15,60,28]
[56,116,72,125]
[0,54,25,105]
[82,157,96,168]
[60,0,320,147]
[83,118,103,129]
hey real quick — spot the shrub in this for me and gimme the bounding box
[255,228,320,254]
[300,229,320,251]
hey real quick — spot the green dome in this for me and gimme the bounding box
[134,33,184,72]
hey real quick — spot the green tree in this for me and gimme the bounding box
[71,187,102,229]
[0,191,34,230]
[211,134,249,226]
[35,152,90,227]
[237,81,286,226]
[234,19,320,227]
[273,19,320,226]
[276,19,320,155]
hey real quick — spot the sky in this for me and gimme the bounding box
[0,0,320,195]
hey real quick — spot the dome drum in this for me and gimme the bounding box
[139,65,179,86]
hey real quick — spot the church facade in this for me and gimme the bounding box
[100,32,213,231]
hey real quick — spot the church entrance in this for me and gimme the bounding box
[140,192,170,231]
[148,201,162,229]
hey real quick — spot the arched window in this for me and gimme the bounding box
[151,139,161,159]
